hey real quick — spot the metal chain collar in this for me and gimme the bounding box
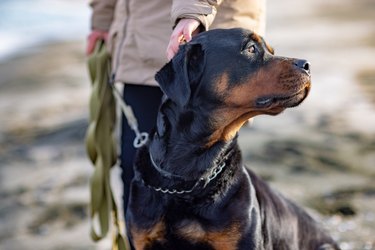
[143,161,226,195]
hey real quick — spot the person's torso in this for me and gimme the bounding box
[108,0,266,86]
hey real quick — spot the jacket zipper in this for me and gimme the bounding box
[110,0,130,84]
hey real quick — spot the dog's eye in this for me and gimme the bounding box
[247,45,256,53]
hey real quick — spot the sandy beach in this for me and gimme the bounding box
[0,0,374,249]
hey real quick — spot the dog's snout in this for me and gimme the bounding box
[294,59,311,74]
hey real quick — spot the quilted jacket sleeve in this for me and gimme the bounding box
[89,0,117,31]
[171,0,223,30]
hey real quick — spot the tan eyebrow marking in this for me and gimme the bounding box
[265,42,274,55]
[250,33,262,43]
[250,33,274,54]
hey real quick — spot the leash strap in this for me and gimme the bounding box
[110,85,148,148]
[86,40,129,250]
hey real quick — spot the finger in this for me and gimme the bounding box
[86,37,97,55]
[86,31,109,55]
[166,39,175,60]
[166,31,183,60]
[182,20,200,42]
[166,19,200,60]
[183,24,195,42]
[167,41,178,60]
[166,49,174,61]
[86,32,101,55]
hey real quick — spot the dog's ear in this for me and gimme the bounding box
[155,43,205,107]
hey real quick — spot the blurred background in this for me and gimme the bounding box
[0,0,374,249]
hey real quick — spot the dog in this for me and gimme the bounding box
[126,28,340,250]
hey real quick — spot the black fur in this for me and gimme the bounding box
[126,28,339,250]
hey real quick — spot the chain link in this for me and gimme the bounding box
[204,162,226,187]
[146,161,226,195]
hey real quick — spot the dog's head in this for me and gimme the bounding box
[156,28,311,144]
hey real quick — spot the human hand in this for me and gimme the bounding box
[166,18,201,60]
[86,30,108,55]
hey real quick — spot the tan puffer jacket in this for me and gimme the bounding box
[90,0,266,86]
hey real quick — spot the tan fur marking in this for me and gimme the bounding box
[178,221,242,250]
[206,60,302,147]
[227,64,282,107]
[251,33,274,54]
[250,33,262,43]
[178,221,206,241]
[206,224,242,250]
[206,128,224,148]
[208,63,282,145]
[265,42,274,55]
[132,221,166,250]
[208,36,310,148]
[205,106,247,147]
[214,73,230,96]
[221,111,263,142]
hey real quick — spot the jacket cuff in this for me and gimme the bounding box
[175,13,215,31]
[171,2,219,30]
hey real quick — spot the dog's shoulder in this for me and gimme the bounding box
[245,167,340,249]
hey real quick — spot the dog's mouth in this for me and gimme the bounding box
[255,85,311,109]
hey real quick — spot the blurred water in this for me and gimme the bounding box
[0,0,90,62]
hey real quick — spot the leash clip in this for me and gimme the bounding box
[133,131,148,148]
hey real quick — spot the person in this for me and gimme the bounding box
[87,0,266,217]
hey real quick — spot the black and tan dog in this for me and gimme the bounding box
[126,28,339,250]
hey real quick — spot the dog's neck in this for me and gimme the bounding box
[148,100,239,181]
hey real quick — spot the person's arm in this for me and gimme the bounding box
[87,0,117,55]
[167,0,223,59]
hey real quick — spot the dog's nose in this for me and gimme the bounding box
[294,59,311,74]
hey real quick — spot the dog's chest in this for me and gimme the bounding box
[131,219,243,250]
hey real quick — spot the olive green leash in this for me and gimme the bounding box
[85,40,130,250]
